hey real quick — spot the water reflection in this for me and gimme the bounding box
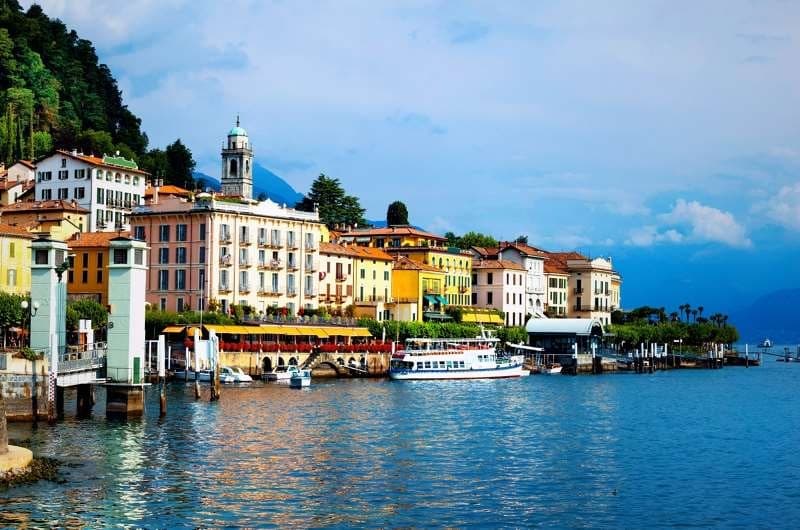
[3,364,800,528]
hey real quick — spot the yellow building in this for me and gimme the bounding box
[65,231,129,305]
[391,256,447,322]
[0,200,89,241]
[0,224,34,296]
[338,226,473,307]
[351,246,393,321]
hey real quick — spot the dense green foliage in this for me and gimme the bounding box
[65,299,107,330]
[0,292,25,347]
[0,1,147,164]
[386,200,409,226]
[357,318,526,345]
[444,231,498,249]
[296,174,366,228]
[608,305,740,352]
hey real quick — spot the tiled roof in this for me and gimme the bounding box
[14,160,36,170]
[144,184,191,198]
[392,256,443,273]
[543,251,586,274]
[351,246,393,261]
[0,199,89,214]
[471,246,499,258]
[472,259,525,271]
[67,231,131,248]
[340,225,447,241]
[54,149,149,175]
[0,223,35,238]
[498,241,549,258]
[319,241,355,256]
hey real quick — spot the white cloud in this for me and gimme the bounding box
[661,199,752,248]
[625,226,683,246]
[754,183,800,231]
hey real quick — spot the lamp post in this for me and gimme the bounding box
[20,299,40,423]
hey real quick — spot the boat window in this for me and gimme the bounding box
[459,361,465,368]
[416,362,423,369]
[424,361,431,369]
[446,361,452,369]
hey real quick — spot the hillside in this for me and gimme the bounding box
[0,1,147,165]
[730,288,800,344]
[193,163,305,206]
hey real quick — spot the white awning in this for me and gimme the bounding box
[525,318,604,336]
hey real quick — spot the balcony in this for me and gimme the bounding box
[268,259,282,270]
[258,238,268,247]
[286,287,297,297]
[219,255,232,266]
[239,285,250,294]
[336,273,348,282]
[220,233,232,243]
[287,262,299,272]
[219,284,231,293]
[258,261,269,269]
[267,238,282,249]
[239,259,251,267]
[423,288,442,295]
[305,241,317,251]
[286,239,299,250]
[459,286,468,293]
[260,285,282,296]
[240,236,251,246]
[573,287,584,294]
[304,289,317,298]
[355,295,388,305]
[306,262,317,272]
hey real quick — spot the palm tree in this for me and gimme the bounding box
[683,304,692,322]
[678,304,686,322]
[722,315,728,327]
[670,311,679,322]
[697,306,704,320]
[691,309,698,322]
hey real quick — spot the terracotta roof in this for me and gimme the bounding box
[350,246,393,261]
[472,259,525,271]
[340,225,446,241]
[0,200,89,214]
[319,241,355,257]
[392,256,443,273]
[144,184,191,198]
[498,241,549,258]
[471,246,499,258]
[54,149,149,175]
[0,223,35,238]
[67,231,131,248]
[14,160,36,170]
[543,251,586,274]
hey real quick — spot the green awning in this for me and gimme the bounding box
[424,312,453,321]
[436,295,448,305]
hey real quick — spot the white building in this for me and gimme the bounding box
[34,150,148,232]
[496,242,547,318]
[471,259,526,327]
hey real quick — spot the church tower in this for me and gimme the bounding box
[220,116,253,198]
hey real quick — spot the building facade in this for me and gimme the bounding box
[0,200,89,241]
[65,231,126,305]
[391,256,446,322]
[0,224,34,296]
[496,242,547,318]
[471,259,526,327]
[318,242,355,315]
[34,150,148,232]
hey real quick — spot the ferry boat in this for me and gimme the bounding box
[389,333,527,380]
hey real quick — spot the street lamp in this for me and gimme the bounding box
[20,299,40,424]
[20,300,39,345]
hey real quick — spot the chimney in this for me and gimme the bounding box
[71,148,78,156]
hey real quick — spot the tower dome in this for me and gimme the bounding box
[228,115,247,137]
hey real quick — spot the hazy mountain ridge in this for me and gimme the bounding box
[730,288,800,344]
[193,163,305,206]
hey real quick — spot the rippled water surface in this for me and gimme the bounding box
[3,361,800,528]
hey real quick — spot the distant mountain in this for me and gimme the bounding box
[192,163,305,206]
[730,288,800,344]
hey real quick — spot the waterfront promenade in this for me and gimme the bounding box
[3,360,799,528]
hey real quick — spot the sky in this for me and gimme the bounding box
[23,0,800,315]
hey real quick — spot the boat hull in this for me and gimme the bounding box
[389,365,527,380]
[289,377,311,388]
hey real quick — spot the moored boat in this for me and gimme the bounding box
[540,362,562,375]
[173,369,235,383]
[263,365,300,382]
[389,332,527,380]
[289,368,312,388]
[221,366,253,383]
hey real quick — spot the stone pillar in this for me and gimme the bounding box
[104,237,148,418]
[29,236,68,360]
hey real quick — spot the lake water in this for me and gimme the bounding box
[2,358,799,528]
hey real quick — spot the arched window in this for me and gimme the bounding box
[246,160,250,174]
[230,159,238,177]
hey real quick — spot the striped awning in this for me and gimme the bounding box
[461,311,504,325]
[161,325,186,333]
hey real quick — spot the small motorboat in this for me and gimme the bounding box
[263,365,300,383]
[289,368,312,388]
[759,338,772,349]
[174,369,235,383]
[541,362,562,375]
[221,366,253,383]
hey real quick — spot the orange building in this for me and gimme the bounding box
[66,231,130,305]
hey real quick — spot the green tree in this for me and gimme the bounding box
[0,292,25,348]
[31,130,52,157]
[386,200,409,226]
[78,129,114,156]
[458,231,498,249]
[66,299,107,330]
[165,139,196,189]
[514,235,529,244]
[296,173,366,228]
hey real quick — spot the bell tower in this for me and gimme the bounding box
[220,115,253,199]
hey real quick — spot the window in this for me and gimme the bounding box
[239,271,249,289]
[37,171,52,182]
[158,248,169,264]
[133,226,145,240]
[133,176,140,186]
[199,223,206,241]
[97,252,104,268]
[61,158,67,168]
[81,253,89,267]
[199,269,205,291]
[487,292,493,305]
[199,246,206,264]
[220,270,229,289]
[41,189,52,200]
[135,249,143,265]
[176,247,187,264]
[74,187,85,199]
[8,242,14,258]
[220,224,230,241]
[58,170,68,180]
[57,187,68,199]
[160,298,167,311]
[6,269,16,287]
[384,270,389,281]
[81,270,88,283]
[105,171,111,182]
[113,249,127,264]
[176,224,187,241]
[96,270,103,283]
[177,298,185,312]
[360,269,365,279]
[115,173,121,183]
[158,270,169,290]
[176,270,186,290]
[159,225,170,242]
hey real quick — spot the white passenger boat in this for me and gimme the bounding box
[289,368,312,388]
[389,333,527,380]
[221,366,253,383]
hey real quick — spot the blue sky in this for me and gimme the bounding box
[26,0,800,314]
